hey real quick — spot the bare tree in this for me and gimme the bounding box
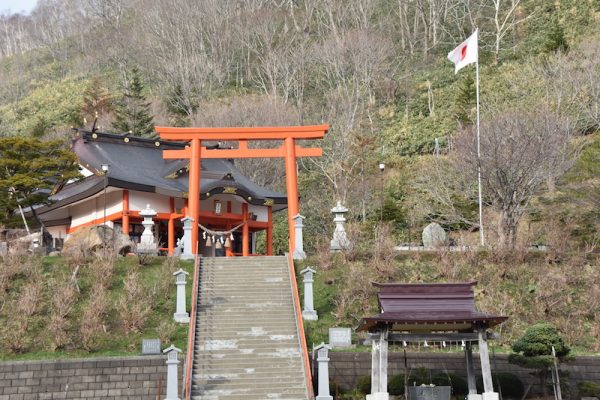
[453,108,577,248]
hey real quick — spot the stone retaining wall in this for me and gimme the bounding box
[0,355,180,400]
[325,352,600,396]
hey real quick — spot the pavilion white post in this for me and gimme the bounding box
[300,267,318,321]
[478,330,498,400]
[173,269,190,323]
[465,342,481,400]
[367,329,389,400]
[292,214,307,260]
[315,343,333,400]
[163,345,182,400]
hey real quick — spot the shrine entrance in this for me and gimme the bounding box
[155,125,329,256]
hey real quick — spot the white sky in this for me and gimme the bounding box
[1,0,39,15]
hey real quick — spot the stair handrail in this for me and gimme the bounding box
[287,252,314,399]
[183,254,200,400]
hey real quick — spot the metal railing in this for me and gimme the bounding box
[287,252,314,399]
[183,254,200,400]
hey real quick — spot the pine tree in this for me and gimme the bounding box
[112,67,155,137]
[0,137,79,226]
[453,74,476,125]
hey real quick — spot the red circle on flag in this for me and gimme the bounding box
[460,44,468,61]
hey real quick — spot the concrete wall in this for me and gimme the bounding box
[0,356,180,400]
[325,352,600,396]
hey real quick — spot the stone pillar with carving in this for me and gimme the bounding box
[330,201,350,251]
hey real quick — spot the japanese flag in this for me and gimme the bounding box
[448,29,478,74]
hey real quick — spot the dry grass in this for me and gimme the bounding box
[117,269,151,333]
[80,283,108,351]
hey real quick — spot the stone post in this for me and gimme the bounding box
[315,343,333,400]
[292,214,307,260]
[163,345,182,400]
[180,217,194,260]
[300,267,317,321]
[173,269,190,323]
[330,201,350,251]
[138,204,157,254]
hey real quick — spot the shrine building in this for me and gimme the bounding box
[35,130,286,256]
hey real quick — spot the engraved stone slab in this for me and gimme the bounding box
[142,339,161,355]
[329,328,352,348]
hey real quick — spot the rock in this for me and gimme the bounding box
[62,225,133,257]
[422,222,448,248]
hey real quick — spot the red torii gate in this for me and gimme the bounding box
[155,125,329,255]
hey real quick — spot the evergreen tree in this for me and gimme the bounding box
[112,67,155,137]
[0,137,79,227]
[453,74,476,125]
[508,323,570,398]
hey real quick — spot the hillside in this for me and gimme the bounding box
[0,0,600,358]
[0,253,193,360]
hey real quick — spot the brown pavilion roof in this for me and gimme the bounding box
[357,281,507,333]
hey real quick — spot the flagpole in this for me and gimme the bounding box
[475,28,485,247]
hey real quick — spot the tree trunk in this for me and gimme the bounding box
[498,209,519,249]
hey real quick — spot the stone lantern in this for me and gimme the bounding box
[300,267,317,321]
[330,201,350,251]
[292,214,307,260]
[163,345,182,400]
[138,204,158,254]
[173,269,190,323]
[315,343,333,400]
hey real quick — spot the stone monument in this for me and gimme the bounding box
[329,327,352,348]
[330,201,350,251]
[422,222,448,248]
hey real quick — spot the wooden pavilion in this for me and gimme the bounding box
[357,282,508,400]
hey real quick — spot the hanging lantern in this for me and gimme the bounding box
[224,237,231,248]
[205,235,212,247]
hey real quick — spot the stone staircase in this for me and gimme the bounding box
[189,256,310,400]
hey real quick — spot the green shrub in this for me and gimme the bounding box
[355,375,371,394]
[432,372,468,395]
[388,374,407,396]
[578,381,600,397]
[476,373,525,398]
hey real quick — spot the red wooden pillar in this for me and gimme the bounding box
[168,197,175,255]
[284,137,299,254]
[122,190,130,237]
[242,202,249,256]
[267,205,273,256]
[188,139,201,254]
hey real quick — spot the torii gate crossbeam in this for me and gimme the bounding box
[156,124,329,256]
